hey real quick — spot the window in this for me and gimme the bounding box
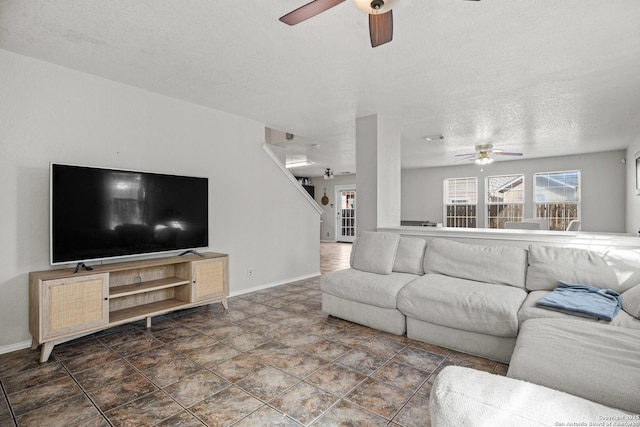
[486,174,524,229]
[534,170,580,231]
[444,177,477,228]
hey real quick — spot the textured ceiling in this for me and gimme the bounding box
[1,1,639,177]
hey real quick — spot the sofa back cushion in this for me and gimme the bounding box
[622,284,640,319]
[526,245,619,291]
[350,231,401,275]
[392,237,427,275]
[423,238,528,288]
[602,249,640,293]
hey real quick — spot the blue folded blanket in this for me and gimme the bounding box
[536,280,621,321]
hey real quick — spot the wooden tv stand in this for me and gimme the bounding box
[29,252,228,363]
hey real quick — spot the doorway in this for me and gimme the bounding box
[335,185,356,243]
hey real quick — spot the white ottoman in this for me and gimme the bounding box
[430,366,630,427]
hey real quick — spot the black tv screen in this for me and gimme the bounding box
[50,163,208,265]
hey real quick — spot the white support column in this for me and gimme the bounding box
[355,114,402,233]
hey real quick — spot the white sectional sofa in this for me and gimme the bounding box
[320,231,640,420]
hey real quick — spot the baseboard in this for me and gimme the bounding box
[320,239,337,243]
[229,272,321,297]
[0,339,32,356]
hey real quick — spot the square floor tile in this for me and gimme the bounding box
[185,343,241,368]
[104,390,182,427]
[189,386,263,426]
[345,378,412,420]
[209,353,266,383]
[73,359,137,391]
[236,366,300,401]
[87,373,157,412]
[163,370,229,407]
[8,376,82,416]
[371,360,430,392]
[392,347,445,373]
[392,393,431,427]
[233,406,303,427]
[15,394,100,426]
[271,352,328,379]
[1,361,69,394]
[305,363,367,397]
[335,349,389,375]
[312,399,388,426]
[270,382,337,425]
[141,357,203,387]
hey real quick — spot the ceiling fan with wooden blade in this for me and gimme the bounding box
[369,9,393,47]
[455,144,523,165]
[280,0,480,48]
[279,0,346,26]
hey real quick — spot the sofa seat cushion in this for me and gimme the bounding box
[320,268,419,309]
[398,274,527,337]
[423,238,528,289]
[508,318,640,413]
[518,291,640,330]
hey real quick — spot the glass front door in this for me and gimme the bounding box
[336,188,356,242]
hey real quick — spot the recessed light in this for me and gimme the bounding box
[424,134,444,141]
[311,143,320,148]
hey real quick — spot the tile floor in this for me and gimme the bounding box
[0,242,507,426]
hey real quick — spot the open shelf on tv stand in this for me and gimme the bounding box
[29,252,229,363]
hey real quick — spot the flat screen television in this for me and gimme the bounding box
[50,163,209,265]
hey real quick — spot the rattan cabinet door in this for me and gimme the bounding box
[191,257,228,302]
[41,273,109,340]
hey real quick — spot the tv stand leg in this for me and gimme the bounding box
[40,342,54,363]
[146,316,151,328]
[31,338,38,350]
[221,297,228,310]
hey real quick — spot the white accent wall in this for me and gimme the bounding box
[402,150,627,233]
[0,50,320,352]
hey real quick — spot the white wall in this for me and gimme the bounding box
[0,50,320,351]
[402,150,627,233]
[311,174,357,241]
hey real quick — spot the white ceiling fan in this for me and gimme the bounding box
[455,143,523,165]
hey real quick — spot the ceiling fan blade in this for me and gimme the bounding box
[280,0,346,26]
[454,153,477,157]
[369,10,393,47]
[493,151,523,156]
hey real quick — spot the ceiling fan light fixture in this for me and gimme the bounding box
[475,156,493,166]
[323,168,335,180]
[424,134,444,142]
[353,0,394,14]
